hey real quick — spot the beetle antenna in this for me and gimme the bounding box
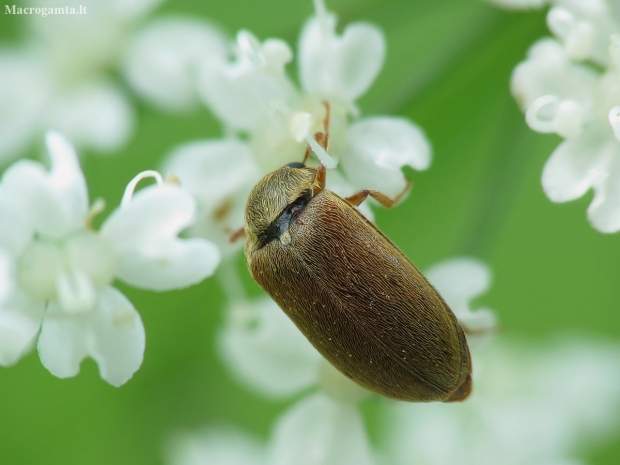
[229,227,246,243]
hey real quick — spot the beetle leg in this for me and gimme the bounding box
[460,322,499,337]
[229,227,246,243]
[320,100,330,150]
[313,101,331,151]
[302,144,312,165]
[345,179,412,208]
[314,132,327,149]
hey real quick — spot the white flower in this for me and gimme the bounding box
[218,295,375,464]
[218,296,322,398]
[0,0,229,161]
[164,397,374,465]
[0,52,52,160]
[380,338,620,465]
[509,3,620,233]
[425,257,497,345]
[162,140,261,257]
[216,257,495,464]
[0,132,220,385]
[165,0,427,255]
[547,0,620,64]
[512,39,598,139]
[101,172,220,290]
[123,16,228,112]
[37,286,145,385]
[194,0,431,197]
[0,250,14,305]
[0,250,41,366]
[0,0,158,160]
[269,392,375,465]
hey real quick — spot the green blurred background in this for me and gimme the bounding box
[1,0,619,464]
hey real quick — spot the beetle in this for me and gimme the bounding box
[242,162,471,402]
[240,108,471,402]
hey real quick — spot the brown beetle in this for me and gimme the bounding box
[241,111,471,402]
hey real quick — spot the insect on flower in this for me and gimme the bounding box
[236,105,472,402]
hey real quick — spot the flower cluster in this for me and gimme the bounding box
[169,258,499,465]
[167,258,620,465]
[0,0,226,162]
[1,0,143,160]
[0,132,219,385]
[492,0,620,232]
[167,338,620,465]
[2,0,431,254]
[162,0,431,255]
[383,336,620,465]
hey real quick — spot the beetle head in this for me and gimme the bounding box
[244,164,318,253]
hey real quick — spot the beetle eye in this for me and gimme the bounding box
[285,161,306,169]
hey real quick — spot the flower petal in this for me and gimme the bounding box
[610,106,620,143]
[163,139,260,256]
[167,428,266,465]
[425,257,497,340]
[218,297,321,398]
[0,51,52,161]
[425,257,491,307]
[46,131,89,216]
[546,2,616,65]
[197,33,296,131]
[0,250,13,303]
[101,183,220,290]
[525,95,585,138]
[38,286,145,386]
[0,191,33,256]
[542,124,611,203]
[0,306,41,366]
[542,118,620,233]
[510,39,597,116]
[45,82,134,153]
[299,14,385,102]
[0,132,88,238]
[249,114,307,172]
[0,286,42,367]
[587,142,620,233]
[270,393,375,465]
[124,17,228,111]
[340,117,431,198]
[56,270,97,315]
